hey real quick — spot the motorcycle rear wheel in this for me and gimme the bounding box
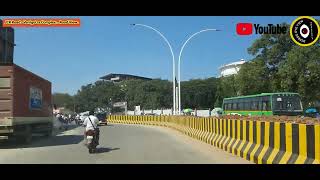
[88,146,96,153]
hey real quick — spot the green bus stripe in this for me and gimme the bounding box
[224,110,273,116]
[225,110,272,112]
[223,93,299,100]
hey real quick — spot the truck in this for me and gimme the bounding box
[0,64,53,143]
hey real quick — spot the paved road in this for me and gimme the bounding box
[0,124,251,164]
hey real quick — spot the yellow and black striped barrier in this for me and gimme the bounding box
[107,115,319,164]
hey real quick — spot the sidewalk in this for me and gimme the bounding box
[52,117,78,136]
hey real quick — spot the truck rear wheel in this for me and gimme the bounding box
[17,125,32,144]
[44,128,53,137]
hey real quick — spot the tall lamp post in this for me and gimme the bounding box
[131,23,177,115]
[177,29,221,114]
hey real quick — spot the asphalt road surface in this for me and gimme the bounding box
[0,124,251,164]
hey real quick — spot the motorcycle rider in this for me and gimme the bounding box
[83,110,100,146]
[76,114,80,124]
[68,114,72,123]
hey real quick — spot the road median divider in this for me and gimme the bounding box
[107,115,319,164]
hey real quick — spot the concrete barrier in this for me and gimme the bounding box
[107,115,319,164]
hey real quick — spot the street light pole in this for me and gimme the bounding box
[131,23,177,115]
[177,29,220,114]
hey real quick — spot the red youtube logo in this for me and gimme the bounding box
[236,23,253,35]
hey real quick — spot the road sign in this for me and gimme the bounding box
[113,102,127,107]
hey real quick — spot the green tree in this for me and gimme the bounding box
[247,23,296,91]
[124,79,172,110]
[73,80,123,113]
[236,58,270,95]
[214,76,237,108]
[277,44,320,107]
[181,78,218,109]
[52,93,74,110]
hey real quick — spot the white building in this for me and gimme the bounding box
[219,59,246,77]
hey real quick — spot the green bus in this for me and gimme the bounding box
[222,92,303,116]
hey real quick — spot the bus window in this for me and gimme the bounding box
[267,101,271,111]
[238,98,244,111]
[279,101,284,110]
[262,101,271,111]
[233,99,238,110]
[251,101,258,110]
[271,94,303,115]
[228,103,232,110]
[239,102,244,111]
[249,98,254,110]
[258,101,262,111]
[262,102,267,111]
[245,102,250,111]
[250,101,255,111]
[232,103,237,110]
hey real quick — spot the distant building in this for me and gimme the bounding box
[219,59,246,77]
[100,73,152,83]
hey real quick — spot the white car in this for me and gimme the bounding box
[211,108,223,117]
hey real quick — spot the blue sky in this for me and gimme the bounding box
[1,16,316,95]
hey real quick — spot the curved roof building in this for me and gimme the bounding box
[219,59,246,77]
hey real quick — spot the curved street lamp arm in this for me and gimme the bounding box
[178,29,219,63]
[132,23,177,115]
[134,24,175,62]
[177,28,220,114]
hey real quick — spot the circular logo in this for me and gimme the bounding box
[290,16,320,46]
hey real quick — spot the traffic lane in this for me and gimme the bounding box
[107,124,252,164]
[88,124,251,163]
[0,124,251,164]
[0,125,80,149]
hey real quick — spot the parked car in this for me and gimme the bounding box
[305,107,319,118]
[96,112,107,125]
[211,108,223,117]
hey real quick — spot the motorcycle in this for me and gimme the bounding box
[85,129,99,154]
